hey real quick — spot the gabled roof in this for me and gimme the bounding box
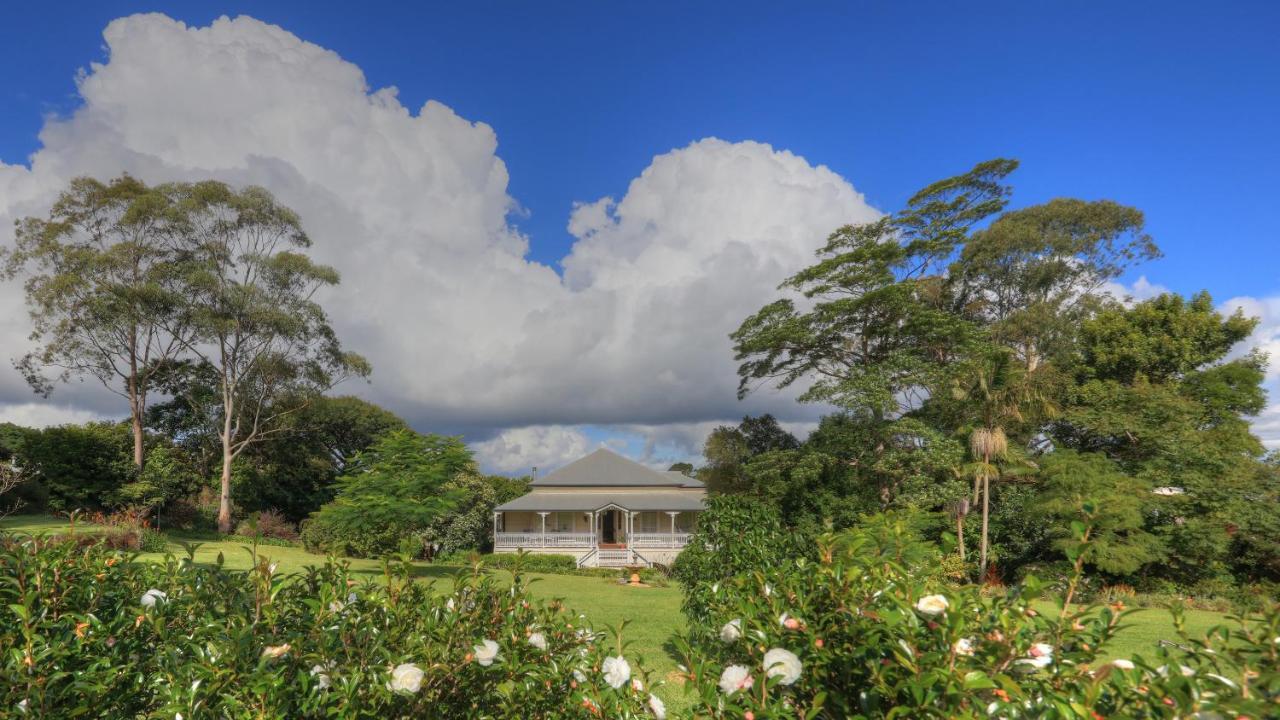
[663,471,705,488]
[532,448,699,487]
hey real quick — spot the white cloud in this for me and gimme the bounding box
[472,426,593,475]
[0,11,878,477]
[1102,275,1172,306]
[0,403,107,428]
[1219,294,1280,449]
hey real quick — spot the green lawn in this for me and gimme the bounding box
[0,514,1242,712]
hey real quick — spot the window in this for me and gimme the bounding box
[553,512,575,532]
[638,512,659,533]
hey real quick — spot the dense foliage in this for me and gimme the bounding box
[676,516,1280,718]
[673,495,812,627]
[301,430,471,558]
[0,534,662,718]
[723,159,1278,594]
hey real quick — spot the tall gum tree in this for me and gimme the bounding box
[172,181,369,533]
[2,176,192,470]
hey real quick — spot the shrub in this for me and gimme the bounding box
[302,431,471,558]
[675,515,1280,718]
[672,494,812,627]
[235,509,301,542]
[0,534,662,718]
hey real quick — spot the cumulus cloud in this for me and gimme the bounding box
[471,426,593,475]
[0,13,877,473]
[1218,294,1280,448]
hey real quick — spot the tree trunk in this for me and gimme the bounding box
[218,442,234,534]
[131,408,145,470]
[217,394,235,534]
[979,473,990,580]
[957,512,966,561]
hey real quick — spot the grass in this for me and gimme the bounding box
[0,514,1245,712]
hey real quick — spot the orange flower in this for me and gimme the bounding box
[814,638,824,648]
[75,622,90,639]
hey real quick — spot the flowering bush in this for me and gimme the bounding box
[676,515,1280,718]
[0,534,663,718]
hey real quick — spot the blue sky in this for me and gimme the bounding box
[4,1,1278,296]
[1,3,1278,470]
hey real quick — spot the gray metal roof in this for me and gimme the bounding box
[532,448,688,487]
[663,470,705,488]
[495,491,706,512]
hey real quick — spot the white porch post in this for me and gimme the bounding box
[667,511,678,536]
[538,512,548,548]
[493,512,500,544]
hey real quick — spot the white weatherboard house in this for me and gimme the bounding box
[493,448,705,568]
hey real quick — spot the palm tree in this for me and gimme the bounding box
[953,347,1058,579]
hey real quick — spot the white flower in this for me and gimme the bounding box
[140,589,167,608]
[1015,644,1054,671]
[763,648,802,685]
[914,594,949,617]
[310,662,334,689]
[387,663,424,694]
[474,639,500,666]
[446,597,456,612]
[176,714,183,720]
[261,644,290,660]
[632,677,644,692]
[648,693,666,719]
[719,619,742,643]
[953,637,976,656]
[573,668,588,683]
[528,632,547,651]
[718,664,754,695]
[1110,659,1135,671]
[1157,664,1195,677]
[602,656,631,689]
[17,699,28,713]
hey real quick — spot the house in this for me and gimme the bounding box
[493,448,704,568]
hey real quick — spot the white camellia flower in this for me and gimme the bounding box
[720,619,742,643]
[1015,643,1054,670]
[1111,659,1135,671]
[763,648,802,685]
[474,639,500,666]
[573,668,588,683]
[914,594,949,617]
[648,693,666,719]
[387,663,424,694]
[261,644,291,660]
[601,656,631,689]
[528,632,547,650]
[140,589,167,608]
[632,677,644,692]
[310,663,333,689]
[718,664,754,695]
[446,597,456,612]
[953,637,976,656]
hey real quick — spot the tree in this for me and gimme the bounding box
[16,422,135,511]
[301,430,471,558]
[949,347,1058,578]
[949,198,1159,371]
[172,182,370,532]
[424,473,530,556]
[2,176,192,469]
[731,160,1016,419]
[1032,450,1164,575]
[667,462,695,477]
[698,415,800,493]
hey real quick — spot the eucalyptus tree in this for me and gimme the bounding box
[171,182,370,533]
[2,176,192,469]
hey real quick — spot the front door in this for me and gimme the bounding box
[602,510,617,544]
